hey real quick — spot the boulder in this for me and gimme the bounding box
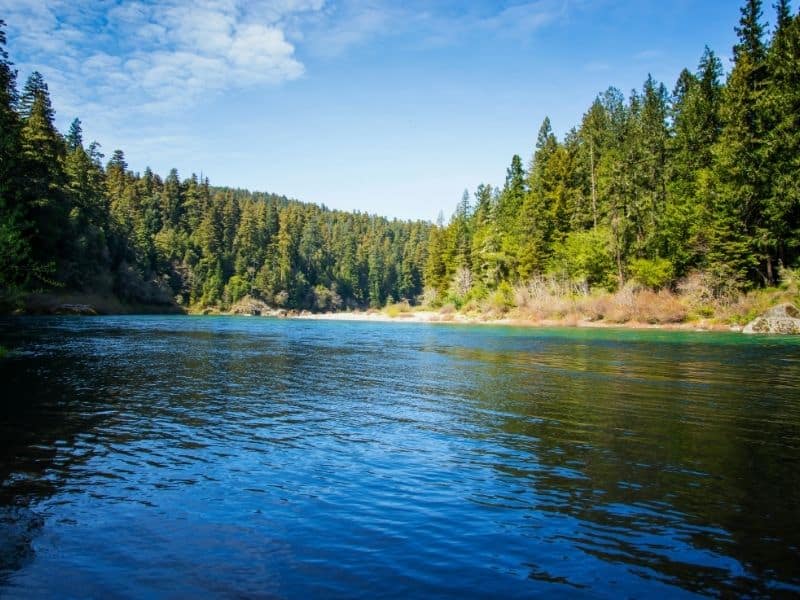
[53,303,97,315]
[228,296,271,316]
[742,303,800,334]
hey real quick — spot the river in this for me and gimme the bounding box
[1,316,798,597]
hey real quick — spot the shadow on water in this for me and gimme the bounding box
[0,316,798,597]
[439,331,800,595]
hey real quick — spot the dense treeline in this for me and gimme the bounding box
[1,1,798,314]
[427,0,799,307]
[0,19,430,311]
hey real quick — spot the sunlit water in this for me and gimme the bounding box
[1,316,798,598]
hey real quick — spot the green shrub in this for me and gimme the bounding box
[224,275,250,306]
[550,227,616,290]
[483,281,514,314]
[384,300,411,317]
[629,257,675,290]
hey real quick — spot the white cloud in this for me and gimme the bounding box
[0,0,579,119]
[480,1,567,34]
[0,0,313,121]
[634,49,664,61]
[293,0,574,59]
[584,60,610,72]
[0,0,578,176]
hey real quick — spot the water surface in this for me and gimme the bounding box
[1,316,798,597]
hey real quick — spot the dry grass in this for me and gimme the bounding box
[384,300,412,318]
[716,287,800,325]
[512,277,576,320]
[439,303,457,315]
[492,276,692,325]
[578,286,687,324]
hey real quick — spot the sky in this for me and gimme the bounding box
[0,1,764,221]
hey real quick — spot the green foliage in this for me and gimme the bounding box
[426,0,798,308]
[550,228,616,290]
[224,275,250,306]
[629,257,675,290]
[0,31,432,313]
[1,3,798,316]
[483,281,514,314]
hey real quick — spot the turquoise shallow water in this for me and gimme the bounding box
[0,316,798,597]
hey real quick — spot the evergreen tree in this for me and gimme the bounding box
[0,19,30,299]
[666,48,723,275]
[761,1,800,271]
[18,71,49,119]
[66,118,83,151]
[453,189,472,270]
[711,0,768,285]
[518,117,558,278]
[19,73,69,270]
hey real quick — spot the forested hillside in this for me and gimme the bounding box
[427,0,799,310]
[0,0,798,315]
[0,20,431,312]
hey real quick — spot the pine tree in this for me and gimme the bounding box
[632,74,670,259]
[666,48,723,275]
[577,98,609,230]
[66,118,83,151]
[424,215,447,296]
[517,117,558,279]
[0,19,19,202]
[453,189,472,270]
[496,154,526,276]
[711,0,768,286]
[0,19,31,299]
[761,1,800,272]
[18,71,49,119]
[19,73,69,269]
[470,184,505,288]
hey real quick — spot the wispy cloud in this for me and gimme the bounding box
[0,0,319,119]
[0,0,577,164]
[479,1,568,35]
[295,0,575,58]
[634,49,664,61]
[406,0,573,49]
[584,60,610,72]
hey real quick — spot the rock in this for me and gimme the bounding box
[228,296,271,316]
[742,303,800,334]
[53,303,97,315]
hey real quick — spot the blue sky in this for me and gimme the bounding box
[0,1,764,221]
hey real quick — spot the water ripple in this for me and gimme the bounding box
[0,316,799,597]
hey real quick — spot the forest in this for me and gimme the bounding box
[0,0,798,316]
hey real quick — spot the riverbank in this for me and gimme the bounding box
[6,285,799,335]
[15,292,184,316]
[292,308,738,331]
[194,294,737,330]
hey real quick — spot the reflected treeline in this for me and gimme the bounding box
[0,332,118,579]
[447,335,800,595]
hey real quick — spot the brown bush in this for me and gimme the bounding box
[577,294,612,321]
[512,276,577,320]
[630,289,688,323]
[439,303,456,315]
[577,286,687,324]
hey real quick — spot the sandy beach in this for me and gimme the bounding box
[291,309,736,331]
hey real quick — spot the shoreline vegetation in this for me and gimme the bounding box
[2,3,799,332]
[14,267,799,334]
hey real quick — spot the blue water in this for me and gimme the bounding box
[1,316,799,597]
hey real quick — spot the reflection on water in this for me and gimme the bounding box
[0,316,798,597]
